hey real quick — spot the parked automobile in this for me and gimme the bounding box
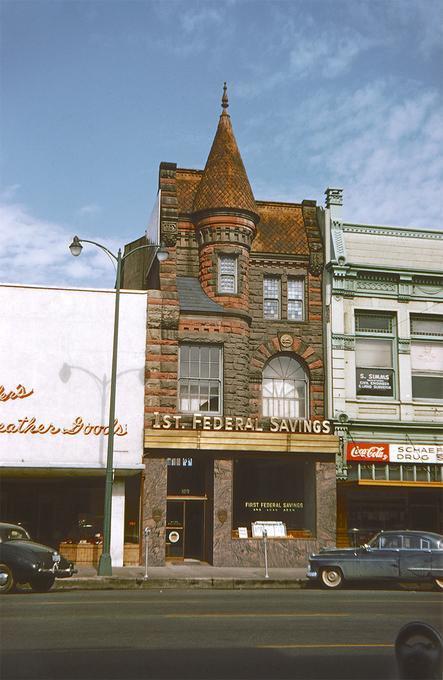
[307,530,443,590]
[0,522,76,594]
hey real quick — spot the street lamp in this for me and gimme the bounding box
[69,235,168,576]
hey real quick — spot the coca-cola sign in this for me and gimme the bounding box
[347,442,389,463]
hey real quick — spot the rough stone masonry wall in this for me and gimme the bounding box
[248,256,325,419]
[178,316,251,415]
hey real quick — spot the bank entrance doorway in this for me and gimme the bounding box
[165,457,212,562]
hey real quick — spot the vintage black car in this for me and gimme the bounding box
[0,522,76,594]
[307,530,443,590]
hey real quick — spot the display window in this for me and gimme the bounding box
[233,458,315,538]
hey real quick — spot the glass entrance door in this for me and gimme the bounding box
[166,499,206,560]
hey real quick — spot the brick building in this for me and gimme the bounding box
[123,86,339,567]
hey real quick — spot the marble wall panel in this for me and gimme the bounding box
[143,457,167,566]
[315,461,337,543]
[212,459,233,565]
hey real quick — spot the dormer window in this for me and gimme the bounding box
[218,254,237,294]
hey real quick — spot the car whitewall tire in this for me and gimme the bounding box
[0,563,14,594]
[321,567,343,589]
[434,578,443,592]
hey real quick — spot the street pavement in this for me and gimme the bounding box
[2,588,441,679]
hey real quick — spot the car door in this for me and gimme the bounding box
[357,534,400,579]
[430,538,443,581]
[399,535,431,580]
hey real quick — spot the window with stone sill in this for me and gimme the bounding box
[287,278,305,321]
[263,276,280,320]
[178,344,222,414]
[410,315,443,401]
[218,254,237,294]
[355,311,396,399]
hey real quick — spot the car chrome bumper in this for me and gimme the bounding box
[306,570,318,579]
[38,565,77,578]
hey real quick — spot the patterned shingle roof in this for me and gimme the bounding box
[176,169,202,214]
[253,202,309,255]
[192,111,258,216]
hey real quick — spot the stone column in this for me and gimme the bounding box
[212,459,233,566]
[143,457,167,565]
[315,461,336,544]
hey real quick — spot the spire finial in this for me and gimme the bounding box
[221,82,229,112]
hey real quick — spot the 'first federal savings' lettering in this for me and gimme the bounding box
[152,413,331,434]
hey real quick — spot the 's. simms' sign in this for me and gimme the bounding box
[356,369,394,397]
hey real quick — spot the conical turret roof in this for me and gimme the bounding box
[192,84,258,217]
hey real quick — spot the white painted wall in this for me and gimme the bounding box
[0,284,147,471]
[322,211,443,425]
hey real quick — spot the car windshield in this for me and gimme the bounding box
[0,526,31,542]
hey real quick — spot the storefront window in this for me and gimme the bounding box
[355,311,396,398]
[233,458,314,537]
[262,354,308,418]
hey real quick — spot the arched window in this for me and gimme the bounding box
[262,354,309,418]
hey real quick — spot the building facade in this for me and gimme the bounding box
[123,87,339,567]
[0,283,147,566]
[321,190,443,546]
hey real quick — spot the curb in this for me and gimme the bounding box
[54,578,309,591]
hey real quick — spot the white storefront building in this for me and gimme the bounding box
[321,189,443,545]
[0,283,147,566]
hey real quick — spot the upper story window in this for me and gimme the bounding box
[263,276,280,319]
[287,278,304,321]
[355,312,396,398]
[410,315,443,401]
[262,354,309,418]
[263,276,306,321]
[218,255,237,294]
[179,345,222,414]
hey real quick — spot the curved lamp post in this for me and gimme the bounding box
[69,235,168,576]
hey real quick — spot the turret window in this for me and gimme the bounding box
[218,255,237,294]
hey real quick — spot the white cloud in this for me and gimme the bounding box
[77,203,102,217]
[246,80,442,230]
[0,201,118,288]
[180,6,223,34]
[308,84,443,227]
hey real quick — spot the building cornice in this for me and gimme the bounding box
[342,223,442,239]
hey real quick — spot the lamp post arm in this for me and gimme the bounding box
[76,238,118,263]
[121,242,161,263]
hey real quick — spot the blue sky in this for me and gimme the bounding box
[1,0,442,288]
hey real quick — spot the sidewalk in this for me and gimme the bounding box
[54,560,309,590]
